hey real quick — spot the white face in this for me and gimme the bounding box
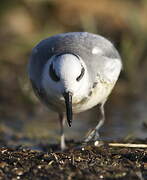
[42,54,90,103]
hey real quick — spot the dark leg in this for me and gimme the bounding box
[59,113,66,150]
[84,100,106,143]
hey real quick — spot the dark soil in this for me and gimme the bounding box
[0,139,147,180]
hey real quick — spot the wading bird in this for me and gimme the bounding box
[28,32,122,150]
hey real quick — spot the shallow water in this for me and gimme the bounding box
[0,95,147,148]
[64,95,147,141]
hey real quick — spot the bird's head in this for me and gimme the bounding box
[42,53,89,127]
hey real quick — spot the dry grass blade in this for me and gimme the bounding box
[108,143,147,148]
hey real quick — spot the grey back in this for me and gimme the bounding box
[28,32,121,90]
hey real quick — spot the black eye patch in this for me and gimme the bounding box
[56,52,80,60]
[49,63,60,82]
[76,67,85,81]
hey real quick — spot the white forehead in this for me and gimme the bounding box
[54,54,82,77]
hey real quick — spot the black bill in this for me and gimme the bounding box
[63,92,73,127]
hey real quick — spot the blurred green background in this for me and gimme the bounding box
[0,0,147,146]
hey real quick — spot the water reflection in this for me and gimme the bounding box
[0,96,147,147]
[102,96,147,140]
[24,96,147,142]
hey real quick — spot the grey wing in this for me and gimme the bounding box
[28,32,122,90]
[79,32,122,85]
[28,38,54,90]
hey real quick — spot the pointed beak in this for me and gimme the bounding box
[63,91,73,127]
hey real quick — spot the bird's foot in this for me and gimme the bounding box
[84,129,100,143]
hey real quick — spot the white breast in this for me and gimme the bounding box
[72,81,116,113]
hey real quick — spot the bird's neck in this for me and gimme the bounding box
[72,70,90,103]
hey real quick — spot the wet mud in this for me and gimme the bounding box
[0,136,147,180]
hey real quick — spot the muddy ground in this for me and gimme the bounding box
[0,135,147,180]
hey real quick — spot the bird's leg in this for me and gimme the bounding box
[84,100,106,143]
[59,113,66,150]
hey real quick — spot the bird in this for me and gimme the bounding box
[28,32,122,150]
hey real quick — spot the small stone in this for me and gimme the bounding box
[81,147,85,151]
[1,149,7,154]
[94,140,103,147]
[37,165,42,169]
[99,175,104,179]
[94,141,99,146]
[144,163,147,169]
[0,162,8,168]
[13,168,24,176]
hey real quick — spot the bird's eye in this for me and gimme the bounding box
[49,63,60,82]
[76,67,85,81]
